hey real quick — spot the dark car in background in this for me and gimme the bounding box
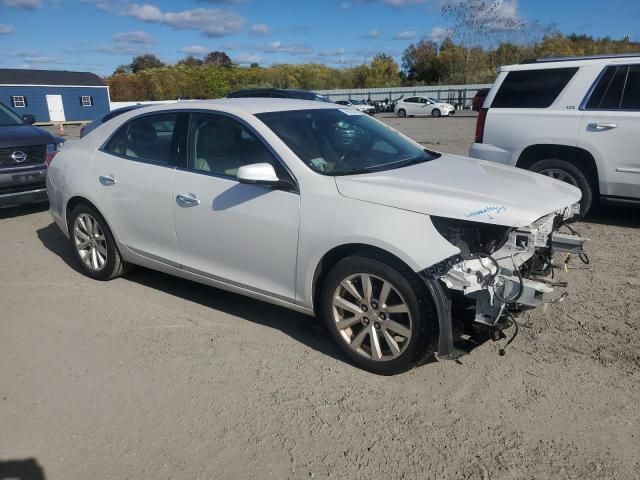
[472,88,490,112]
[0,102,58,208]
[227,88,331,102]
[80,104,143,138]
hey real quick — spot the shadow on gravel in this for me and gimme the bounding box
[36,223,81,273]
[0,458,46,480]
[0,202,48,220]
[583,204,639,228]
[36,221,492,367]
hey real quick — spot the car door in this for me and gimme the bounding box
[92,112,185,265]
[578,64,640,200]
[172,111,300,300]
[402,97,418,115]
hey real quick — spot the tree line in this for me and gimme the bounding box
[107,33,640,102]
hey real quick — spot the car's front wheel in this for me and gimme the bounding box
[68,203,129,280]
[431,108,441,118]
[529,158,594,214]
[320,254,437,375]
[397,108,406,118]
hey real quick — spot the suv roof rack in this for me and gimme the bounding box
[520,52,640,64]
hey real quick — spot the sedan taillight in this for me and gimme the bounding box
[45,150,58,167]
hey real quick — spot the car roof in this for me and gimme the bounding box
[126,98,340,116]
[502,53,640,71]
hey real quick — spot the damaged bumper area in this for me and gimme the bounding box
[421,204,587,359]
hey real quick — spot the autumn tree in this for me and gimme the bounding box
[129,54,165,73]
[204,51,232,67]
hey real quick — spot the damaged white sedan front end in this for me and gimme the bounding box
[422,203,586,359]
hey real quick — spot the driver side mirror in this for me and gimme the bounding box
[22,114,36,125]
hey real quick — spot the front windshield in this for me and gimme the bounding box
[0,102,24,127]
[428,97,441,104]
[257,108,439,176]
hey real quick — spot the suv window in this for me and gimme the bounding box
[586,66,627,110]
[621,65,640,110]
[103,113,179,164]
[492,67,578,108]
[187,113,278,179]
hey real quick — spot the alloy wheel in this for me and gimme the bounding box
[331,273,413,361]
[73,213,108,271]
[539,168,578,187]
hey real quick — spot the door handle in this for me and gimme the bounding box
[176,193,200,206]
[589,122,618,131]
[99,175,117,186]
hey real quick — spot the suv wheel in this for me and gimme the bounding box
[68,203,129,280]
[431,108,441,118]
[529,158,593,214]
[320,254,437,375]
[397,108,406,118]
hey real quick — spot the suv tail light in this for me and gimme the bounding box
[475,108,488,143]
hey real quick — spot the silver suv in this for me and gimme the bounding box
[469,53,640,213]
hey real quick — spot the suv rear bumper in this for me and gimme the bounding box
[468,142,515,166]
[0,166,48,208]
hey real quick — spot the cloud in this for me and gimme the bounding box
[250,23,270,36]
[364,29,380,38]
[112,31,153,44]
[318,48,345,57]
[355,0,426,7]
[234,54,263,64]
[339,2,351,9]
[262,41,310,54]
[196,0,242,3]
[427,26,448,43]
[2,0,41,9]
[0,24,15,34]
[179,45,207,56]
[394,30,417,40]
[89,1,246,37]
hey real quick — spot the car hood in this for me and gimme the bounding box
[334,154,582,227]
[0,124,55,148]
[435,102,454,109]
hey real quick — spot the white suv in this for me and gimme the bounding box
[469,54,640,213]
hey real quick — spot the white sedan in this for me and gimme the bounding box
[395,96,455,118]
[46,99,584,374]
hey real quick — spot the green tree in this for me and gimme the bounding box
[130,54,165,74]
[402,39,439,83]
[204,51,232,67]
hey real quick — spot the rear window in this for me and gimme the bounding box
[491,67,578,108]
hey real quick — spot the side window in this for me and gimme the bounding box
[188,113,278,179]
[492,67,578,108]
[125,113,178,164]
[621,65,640,110]
[404,97,417,103]
[586,66,627,110]
[103,123,128,156]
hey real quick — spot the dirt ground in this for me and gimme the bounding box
[1,113,639,480]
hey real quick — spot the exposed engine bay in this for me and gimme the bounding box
[422,204,587,358]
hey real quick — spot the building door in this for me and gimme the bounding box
[46,95,65,122]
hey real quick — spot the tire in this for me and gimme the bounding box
[397,109,406,118]
[431,108,441,118]
[68,203,129,281]
[320,254,438,375]
[528,158,594,214]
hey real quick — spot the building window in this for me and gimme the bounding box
[80,96,93,107]
[11,96,26,108]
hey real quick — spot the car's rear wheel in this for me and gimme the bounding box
[68,203,129,280]
[431,108,441,118]
[397,108,406,118]
[320,254,437,375]
[529,158,593,214]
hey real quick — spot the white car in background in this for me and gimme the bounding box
[46,98,584,375]
[395,96,455,118]
[334,99,375,115]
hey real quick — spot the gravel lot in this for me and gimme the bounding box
[1,112,639,480]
